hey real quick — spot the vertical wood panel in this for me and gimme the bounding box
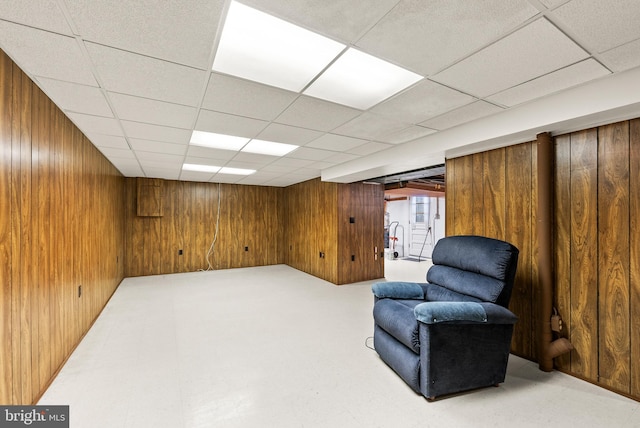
[569,129,598,378]
[453,156,474,235]
[34,85,52,390]
[505,143,533,357]
[10,61,32,404]
[0,45,13,403]
[472,153,485,235]
[530,142,539,362]
[445,157,454,236]
[598,122,630,393]
[483,149,506,240]
[554,134,572,370]
[630,118,640,397]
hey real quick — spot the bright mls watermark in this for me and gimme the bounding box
[0,406,68,427]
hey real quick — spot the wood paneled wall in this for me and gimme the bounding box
[285,178,384,285]
[554,119,640,398]
[337,181,385,284]
[446,142,538,359]
[0,49,125,405]
[447,118,640,401]
[124,179,284,276]
[284,178,340,283]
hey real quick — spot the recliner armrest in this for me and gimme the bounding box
[414,301,518,325]
[372,282,424,300]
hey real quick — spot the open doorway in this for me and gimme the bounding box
[380,165,445,262]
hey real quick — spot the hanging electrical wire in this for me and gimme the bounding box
[203,182,222,271]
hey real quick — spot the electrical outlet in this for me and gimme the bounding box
[244,246,249,252]
[178,249,183,255]
[351,255,355,261]
[78,285,82,298]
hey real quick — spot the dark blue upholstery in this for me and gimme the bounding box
[372,235,519,400]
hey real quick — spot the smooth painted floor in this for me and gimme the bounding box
[39,261,639,427]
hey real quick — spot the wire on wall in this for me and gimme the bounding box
[203,182,222,271]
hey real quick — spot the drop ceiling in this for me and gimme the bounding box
[1,0,640,186]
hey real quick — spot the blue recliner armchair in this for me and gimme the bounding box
[372,235,519,400]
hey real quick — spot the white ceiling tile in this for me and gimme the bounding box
[378,125,436,144]
[267,157,315,169]
[186,146,237,161]
[109,93,197,128]
[539,0,570,8]
[97,147,135,159]
[551,0,640,53]
[237,172,282,186]
[121,121,191,145]
[241,0,399,43]
[203,73,298,121]
[114,165,144,177]
[223,160,262,170]
[305,134,368,152]
[322,152,361,164]
[487,59,611,107]
[263,176,304,187]
[346,142,393,156]
[275,96,362,131]
[136,152,184,165]
[260,164,297,173]
[0,21,97,85]
[431,18,589,98]
[109,157,141,168]
[85,43,207,106]
[600,39,640,72]
[35,77,112,116]
[256,123,323,145]
[196,110,269,138]
[332,112,407,141]
[87,134,130,149]
[0,0,73,35]
[287,147,336,161]
[129,139,187,156]
[211,174,244,184]
[142,167,181,180]
[230,152,279,165]
[371,80,475,124]
[420,101,504,130]
[356,0,538,75]
[308,161,337,170]
[64,0,225,69]
[66,113,122,136]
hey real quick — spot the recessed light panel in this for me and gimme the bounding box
[182,163,221,173]
[304,48,423,109]
[219,167,256,175]
[212,1,346,92]
[190,130,249,150]
[242,139,299,156]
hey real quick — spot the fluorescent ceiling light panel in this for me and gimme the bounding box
[182,163,221,173]
[242,139,299,156]
[304,48,423,109]
[190,130,249,150]
[212,1,346,92]
[219,167,256,175]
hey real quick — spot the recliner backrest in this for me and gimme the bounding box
[426,235,519,307]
